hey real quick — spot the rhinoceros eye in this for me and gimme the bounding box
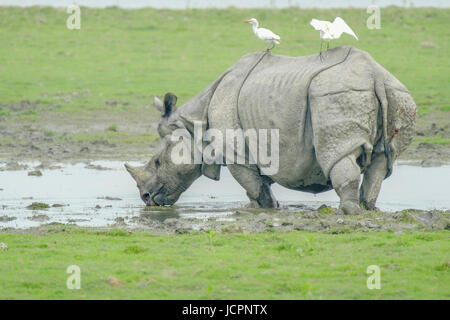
[155,159,160,169]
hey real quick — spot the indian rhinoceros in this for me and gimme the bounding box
[125,46,416,214]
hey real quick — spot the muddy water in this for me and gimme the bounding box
[0,161,449,229]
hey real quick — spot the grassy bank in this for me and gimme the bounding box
[0,6,448,155]
[0,6,448,107]
[0,227,448,299]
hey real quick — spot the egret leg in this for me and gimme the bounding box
[319,39,323,62]
[326,41,330,50]
[266,42,275,52]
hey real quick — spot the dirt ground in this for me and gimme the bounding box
[3,206,449,235]
[131,206,450,235]
[0,107,159,164]
[0,104,449,166]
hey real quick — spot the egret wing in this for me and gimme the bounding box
[258,27,281,41]
[310,19,327,31]
[332,17,358,40]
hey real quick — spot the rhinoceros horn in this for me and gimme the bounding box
[124,163,146,184]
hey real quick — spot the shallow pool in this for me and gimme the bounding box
[0,161,448,229]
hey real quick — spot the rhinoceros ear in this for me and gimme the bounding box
[124,163,145,184]
[162,92,177,117]
[154,93,177,117]
[153,96,164,113]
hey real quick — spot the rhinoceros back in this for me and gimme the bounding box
[208,47,353,190]
[207,46,415,191]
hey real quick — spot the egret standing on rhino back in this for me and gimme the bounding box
[244,18,281,51]
[310,17,358,60]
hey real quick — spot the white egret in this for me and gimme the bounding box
[310,17,358,60]
[244,18,281,51]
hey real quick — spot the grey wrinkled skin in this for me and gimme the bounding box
[125,46,416,215]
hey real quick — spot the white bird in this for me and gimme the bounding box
[310,17,358,59]
[244,18,281,51]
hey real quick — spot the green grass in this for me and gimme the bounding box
[26,202,51,210]
[413,136,450,145]
[0,6,448,114]
[70,131,159,144]
[0,109,10,116]
[107,124,118,132]
[417,105,432,118]
[0,228,448,299]
[318,206,335,215]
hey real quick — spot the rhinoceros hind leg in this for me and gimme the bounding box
[228,164,278,208]
[330,151,363,215]
[360,152,387,210]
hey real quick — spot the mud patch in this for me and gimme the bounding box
[0,216,16,222]
[28,170,43,176]
[97,196,122,201]
[0,162,29,171]
[28,214,50,222]
[85,163,113,170]
[0,107,159,163]
[4,208,449,235]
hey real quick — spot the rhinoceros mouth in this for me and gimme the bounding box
[151,192,179,207]
[150,189,166,206]
[149,196,160,206]
[142,192,161,206]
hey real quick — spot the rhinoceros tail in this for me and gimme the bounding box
[374,76,393,178]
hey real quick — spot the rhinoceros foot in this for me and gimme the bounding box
[339,202,364,216]
[245,200,261,209]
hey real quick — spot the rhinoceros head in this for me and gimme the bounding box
[124,93,203,206]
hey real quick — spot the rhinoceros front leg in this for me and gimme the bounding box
[227,164,278,208]
[360,152,387,210]
[330,150,363,215]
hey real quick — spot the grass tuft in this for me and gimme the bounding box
[26,202,50,210]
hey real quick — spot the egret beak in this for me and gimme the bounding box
[243,19,251,23]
